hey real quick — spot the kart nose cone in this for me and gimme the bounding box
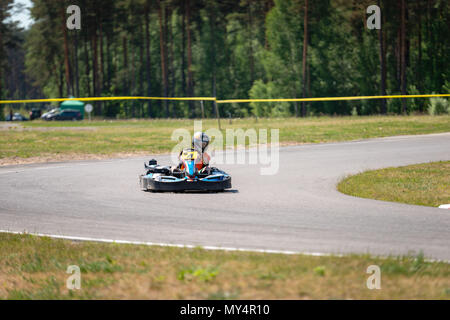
[184,159,197,178]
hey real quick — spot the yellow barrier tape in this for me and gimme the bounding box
[0,96,216,104]
[140,97,216,101]
[217,94,450,104]
[0,94,448,104]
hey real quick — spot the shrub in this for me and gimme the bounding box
[408,85,426,112]
[387,98,402,114]
[249,80,291,117]
[177,266,219,282]
[428,97,449,115]
[313,266,326,276]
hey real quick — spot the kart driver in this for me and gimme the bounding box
[175,131,211,173]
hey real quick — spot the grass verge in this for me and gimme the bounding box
[0,233,449,299]
[0,115,449,165]
[338,161,450,207]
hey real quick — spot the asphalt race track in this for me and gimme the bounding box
[1,133,449,260]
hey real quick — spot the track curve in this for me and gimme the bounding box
[1,133,449,260]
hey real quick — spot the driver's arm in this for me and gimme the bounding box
[202,152,211,168]
[175,150,183,169]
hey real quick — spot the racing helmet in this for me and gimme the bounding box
[192,132,210,152]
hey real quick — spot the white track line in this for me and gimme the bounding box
[1,230,448,263]
[0,229,333,257]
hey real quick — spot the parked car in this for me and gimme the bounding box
[29,108,42,120]
[5,113,29,121]
[45,109,82,121]
[41,108,60,120]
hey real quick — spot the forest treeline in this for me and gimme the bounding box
[0,0,448,118]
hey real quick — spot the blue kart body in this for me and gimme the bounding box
[139,149,232,192]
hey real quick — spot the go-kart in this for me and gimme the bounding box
[139,148,232,192]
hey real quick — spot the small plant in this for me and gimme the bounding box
[411,251,426,273]
[351,106,358,117]
[79,258,122,273]
[313,266,326,276]
[428,97,449,115]
[177,266,219,282]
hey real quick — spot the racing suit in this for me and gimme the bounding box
[176,149,211,172]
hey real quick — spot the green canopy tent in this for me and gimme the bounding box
[60,99,85,119]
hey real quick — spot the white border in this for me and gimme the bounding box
[1,230,448,264]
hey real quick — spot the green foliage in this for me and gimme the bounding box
[408,85,426,113]
[79,257,123,273]
[177,266,219,282]
[0,0,447,118]
[387,97,402,114]
[313,266,326,276]
[428,97,449,115]
[249,80,290,117]
[443,81,450,94]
